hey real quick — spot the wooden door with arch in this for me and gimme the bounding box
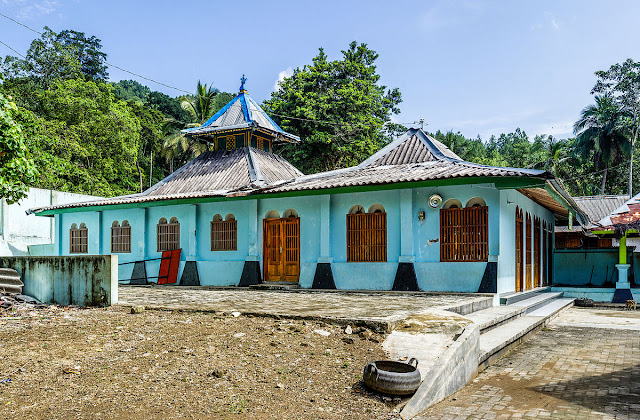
[263,216,300,282]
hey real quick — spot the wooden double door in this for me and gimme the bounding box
[263,217,300,282]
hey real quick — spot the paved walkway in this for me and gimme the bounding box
[117,286,485,327]
[421,307,640,419]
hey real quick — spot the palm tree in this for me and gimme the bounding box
[163,81,219,163]
[573,95,631,195]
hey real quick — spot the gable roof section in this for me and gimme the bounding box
[359,128,461,167]
[593,193,640,228]
[572,195,629,226]
[183,92,300,143]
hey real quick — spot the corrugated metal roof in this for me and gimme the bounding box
[594,193,640,227]
[265,159,549,194]
[359,129,462,168]
[183,89,300,143]
[572,195,629,224]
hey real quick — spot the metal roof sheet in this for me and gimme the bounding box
[572,195,629,224]
[182,89,300,143]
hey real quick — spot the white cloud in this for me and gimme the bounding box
[3,0,59,20]
[531,12,561,31]
[273,67,293,91]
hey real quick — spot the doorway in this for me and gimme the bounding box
[263,216,300,282]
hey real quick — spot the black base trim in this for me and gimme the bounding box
[612,288,633,303]
[179,261,200,286]
[238,260,261,287]
[130,261,147,285]
[392,262,419,291]
[312,263,336,289]
[477,262,498,293]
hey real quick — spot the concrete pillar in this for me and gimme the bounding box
[247,199,258,258]
[313,194,335,289]
[141,208,147,259]
[617,234,630,288]
[187,204,197,260]
[98,211,103,255]
[399,189,414,263]
[319,195,331,262]
[239,199,261,286]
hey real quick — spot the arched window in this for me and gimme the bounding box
[265,210,280,219]
[443,199,463,209]
[157,217,180,252]
[440,200,488,262]
[111,220,131,253]
[346,205,387,262]
[212,213,237,251]
[465,197,486,208]
[348,205,365,214]
[70,222,88,254]
[283,209,298,218]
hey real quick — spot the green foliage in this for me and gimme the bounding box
[0,92,37,203]
[1,27,107,87]
[111,79,151,103]
[265,41,402,173]
[573,95,631,195]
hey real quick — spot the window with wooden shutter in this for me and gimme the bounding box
[211,214,237,251]
[157,217,180,252]
[70,223,88,254]
[346,211,387,262]
[440,206,488,262]
[111,220,131,253]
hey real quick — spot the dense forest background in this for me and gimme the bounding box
[1,27,639,202]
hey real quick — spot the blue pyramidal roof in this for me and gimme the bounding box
[183,76,299,143]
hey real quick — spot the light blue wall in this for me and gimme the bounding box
[554,249,619,287]
[48,183,560,293]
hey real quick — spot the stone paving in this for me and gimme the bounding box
[420,308,640,419]
[117,285,486,327]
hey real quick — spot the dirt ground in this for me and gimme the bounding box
[0,305,404,419]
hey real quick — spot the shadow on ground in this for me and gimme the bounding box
[530,363,640,417]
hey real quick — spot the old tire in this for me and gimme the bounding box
[363,358,421,396]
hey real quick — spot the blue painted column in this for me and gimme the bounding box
[247,199,259,260]
[399,189,414,262]
[187,204,197,260]
[318,195,332,263]
[56,214,63,255]
[98,211,104,255]
[141,208,148,259]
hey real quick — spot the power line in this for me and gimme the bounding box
[0,39,25,58]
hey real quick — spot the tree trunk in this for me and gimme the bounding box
[601,167,608,195]
[629,127,639,197]
[136,159,143,193]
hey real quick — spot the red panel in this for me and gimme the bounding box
[168,249,181,284]
[158,250,171,285]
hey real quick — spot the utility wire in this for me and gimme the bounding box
[0,39,25,58]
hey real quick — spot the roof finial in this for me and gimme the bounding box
[239,74,247,93]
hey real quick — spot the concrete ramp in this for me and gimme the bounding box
[0,268,23,294]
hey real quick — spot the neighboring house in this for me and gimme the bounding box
[28,79,586,297]
[0,188,100,256]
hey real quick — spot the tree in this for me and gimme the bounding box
[1,27,107,87]
[0,92,37,203]
[111,79,151,103]
[162,81,221,165]
[55,29,108,81]
[573,95,631,195]
[264,41,402,173]
[592,59,640,196]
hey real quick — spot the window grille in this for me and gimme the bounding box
[440,206,488,262]
[226,136,235,150]
[157,218,180,252]
[70,224,88,253]
[211,219,237,251]
[111,221,131,253]
[346,212,387,262]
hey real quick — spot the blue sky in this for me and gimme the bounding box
[1,0,639,140]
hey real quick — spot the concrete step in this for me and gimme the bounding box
[0,268,23,294]
[508,292,564,314]
[500,286,551,305]
[464,305,525,333]
[478,297,574,370]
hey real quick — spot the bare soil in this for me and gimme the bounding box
[0,305,403,419]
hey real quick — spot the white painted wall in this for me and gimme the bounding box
[0,188,100,256]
